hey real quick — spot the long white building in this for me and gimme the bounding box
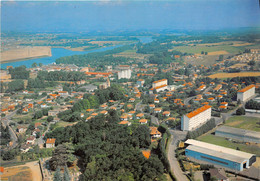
[152,79,167,88]
[237,85,255,102]
[181,105,211,131]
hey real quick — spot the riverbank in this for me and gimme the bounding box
[1,55,52,64]
[1,46,52,64]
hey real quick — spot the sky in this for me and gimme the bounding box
[1,0,260,33]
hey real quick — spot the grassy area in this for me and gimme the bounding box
[225,116,260,132]
[173,45,243,54]
[52,121,75,130]
[197,133,260,156]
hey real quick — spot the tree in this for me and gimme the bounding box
[236,107,245,115]
[218,55,224,61]
[32,62,37,68]
[53,167,62,181]
[47,116,54,122]
[39,63,43,67]
[205,52,208,55]
[49,143,76,170]
[7,80,24,92]
[63,165,71,181]
[201,51,204,54]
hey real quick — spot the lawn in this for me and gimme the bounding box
[197,133,260,156]
[173,45,243,54]
[52,121,76,130]
[225,116,260,132]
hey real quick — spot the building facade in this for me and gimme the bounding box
[237,85,255,102]
[185,139,256,172]
[152,79,167,88]
[181,105,211,131]
[118,69,131,79]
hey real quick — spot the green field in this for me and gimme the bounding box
[173,45,244,54]
[225,116,260,132]
[197,133,260,156]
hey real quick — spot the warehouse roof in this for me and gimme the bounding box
[216,126,260,140]
[186,145,247,163]
[185,139,254,160]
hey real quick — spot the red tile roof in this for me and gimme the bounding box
[238,85,255,93]
[186,105,211,119]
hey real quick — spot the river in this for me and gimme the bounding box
[0,36,153,69]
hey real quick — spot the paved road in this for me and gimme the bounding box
[38,122,53,147]
[168,129,188,181]
[2,110,18,148]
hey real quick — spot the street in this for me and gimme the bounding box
[168,129,188,181]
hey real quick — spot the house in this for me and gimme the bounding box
[35,122,42,128]
[118,120,131,126]
[26,136,36,145]
[80,113,84,118]
[86,116,93,122]
[120,114,128,121]
[142,150,151,159]
[20,144,31,153]
[128,111,136,115]
[154,108,162,113]
[209,168,229,181]
[149,104,155,109]
[129,98,135,102]
[162,111,170,117]
[154,98,159,103]
[48,110,59,116]
[136,113,144,119]
[219,105,227,111]
[139,119,148,124]
[58,91,69,96]
[100,110,108,115]
[220,102,228,107]
[208,97,215,102]
[46,138,56,148]
[41,104,47,108]
[17,126,27,134]
[150,127,161,138]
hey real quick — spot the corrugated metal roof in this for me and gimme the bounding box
[186,145,246,163]
[185,139,254,160]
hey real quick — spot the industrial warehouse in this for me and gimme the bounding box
[215,126,260,144]
[185,139,256,171]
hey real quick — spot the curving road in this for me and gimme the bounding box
[168,129,188,181]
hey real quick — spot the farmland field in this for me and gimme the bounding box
[208,72,260,79]
[225,116,260,132]
[173,45,244,54]
[1,166,33,181]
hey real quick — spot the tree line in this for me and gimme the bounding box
[37,71,85,81]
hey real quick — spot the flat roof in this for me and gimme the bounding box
[185,139,255,160]
[216,126,260,140]
[186,145,247,163]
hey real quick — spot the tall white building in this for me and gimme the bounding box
[181,105,212,131]
[118,69,131,79]
[237,85,255,102]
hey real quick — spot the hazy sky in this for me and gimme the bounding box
[1,0,260,32]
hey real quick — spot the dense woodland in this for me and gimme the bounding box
[9,66,30,79]
[46,112,167,181]
[0,125,11,146]
[37,71,85,81]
